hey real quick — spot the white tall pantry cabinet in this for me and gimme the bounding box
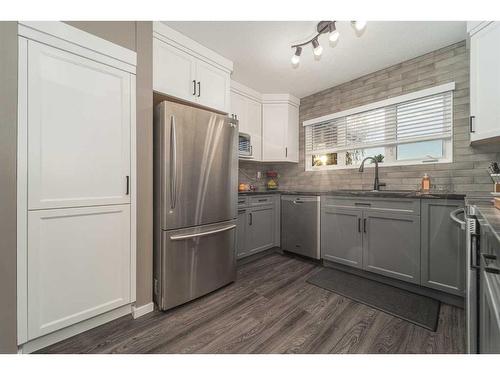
[16,22,137,352]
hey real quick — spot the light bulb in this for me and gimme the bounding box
[291,46,302,68]
[353,20,367,32]
[313,44,323,57]
[329,30,340,44]
[312,39,323,57]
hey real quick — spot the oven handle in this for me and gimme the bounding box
[450,208,466,230]
[170,225,236,241]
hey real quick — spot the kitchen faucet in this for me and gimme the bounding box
[358,157,386,191]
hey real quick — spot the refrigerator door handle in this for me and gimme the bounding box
[170,115,177,209]
[170,224,236,241]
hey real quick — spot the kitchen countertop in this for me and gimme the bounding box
[238,189,466,200]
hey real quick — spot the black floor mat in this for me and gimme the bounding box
[307,268,441,331]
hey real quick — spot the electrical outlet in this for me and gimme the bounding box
[256,171,262,179]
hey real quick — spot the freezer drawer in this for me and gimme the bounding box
[156,220,237,310]
[281,195,320,259]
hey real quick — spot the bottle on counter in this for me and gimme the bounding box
[421,173,431,193]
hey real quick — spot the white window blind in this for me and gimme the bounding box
[305,90,453,155]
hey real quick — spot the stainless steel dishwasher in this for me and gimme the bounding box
[281,195,321,259]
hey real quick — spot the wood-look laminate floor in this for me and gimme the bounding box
[38,252,465,354]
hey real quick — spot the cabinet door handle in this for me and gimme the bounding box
[126,176,130,195]
[358,218,361,233]
[484,267,500,274]
[197,81,201,97]
[285,147,288,158]
[469,115,475,133]
[249,212,253,225]
[363,218,367,233]
[192,80,197,96]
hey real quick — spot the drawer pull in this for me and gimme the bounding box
[355,202,371,207]
[258,199,268,202]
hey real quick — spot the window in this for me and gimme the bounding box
[304,83,454,171]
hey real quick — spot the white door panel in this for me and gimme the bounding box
[262,104,287,161]
[196,59,230,113]
[153,37,196,101]
[287,105,299,162]
[247,98,262,161]
[27,41,131,209]
[27,205,131,339]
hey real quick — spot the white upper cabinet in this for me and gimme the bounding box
[262,94,300,162]
[469,21,500,143]
[196,59,230,112]
[153,22,233,113]
[153,37,196,103]
[27,40,132,210]
[230,81,263,161]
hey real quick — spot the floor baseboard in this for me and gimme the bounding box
[132,302,155,319]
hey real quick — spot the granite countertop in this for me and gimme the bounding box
[238,189,466,200]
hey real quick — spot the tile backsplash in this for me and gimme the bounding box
[239,40,500,195]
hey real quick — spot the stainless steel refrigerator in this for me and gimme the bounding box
[153,100,238,311]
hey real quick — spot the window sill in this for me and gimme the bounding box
[305,158,453,172]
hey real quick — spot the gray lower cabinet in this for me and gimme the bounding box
[236,209,248,258]
[363,211,420,284]
[480,270,500,353]
[236,194,279,259]
[247,206,275,253]
[420,199,465,295]
[321,207,363,268]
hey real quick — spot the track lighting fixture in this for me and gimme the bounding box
[290,21,367,68]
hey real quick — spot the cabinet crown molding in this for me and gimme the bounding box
[231,80,262,102]
[262,93,300,107]
[18,21,137,68]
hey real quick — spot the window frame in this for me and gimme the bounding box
[304,83,454,172]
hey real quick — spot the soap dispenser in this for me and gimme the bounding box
[421,173,430,193]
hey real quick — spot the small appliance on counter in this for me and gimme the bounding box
[266,170,279,190]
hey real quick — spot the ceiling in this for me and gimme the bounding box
[164,21,467,98]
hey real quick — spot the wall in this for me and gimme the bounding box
[134,22,154,307]
[65,21,137,50]
[0,22,19,354]
[239,41,500,194]
[65,21,154,310]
